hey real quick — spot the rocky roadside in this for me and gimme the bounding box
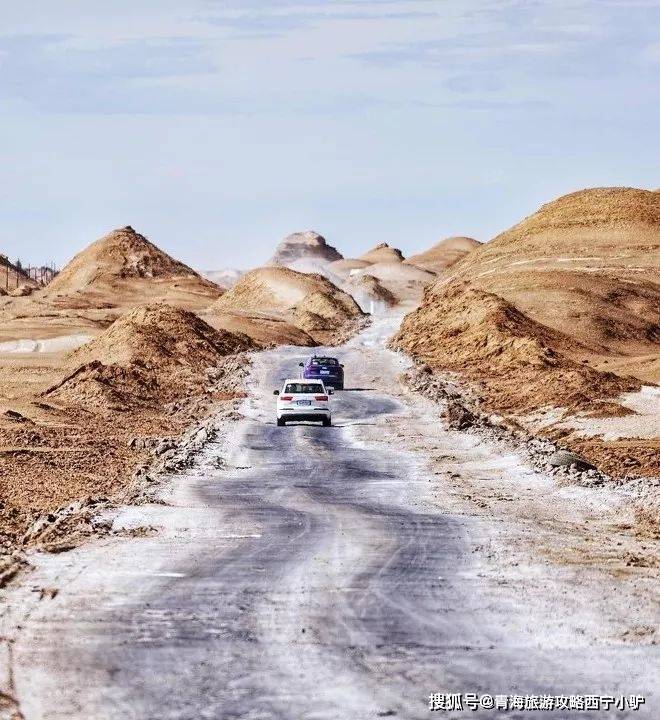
[402,361,660,537]
[0,354,253,592]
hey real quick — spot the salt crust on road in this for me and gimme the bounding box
[1,316,657,719]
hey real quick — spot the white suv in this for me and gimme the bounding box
[274,378,332,427]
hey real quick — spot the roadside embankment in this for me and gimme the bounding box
[0,304,256,573]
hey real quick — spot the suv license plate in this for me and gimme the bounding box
[297,400,312,406]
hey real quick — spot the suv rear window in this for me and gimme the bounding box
[285,383,325,394]
[310,357,338,366]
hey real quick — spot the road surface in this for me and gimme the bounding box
[5,319,658,719]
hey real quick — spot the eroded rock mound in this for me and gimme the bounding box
[45,304,255,410]
[210,266,364,345]
[391,283,639,414]
[442,187,660,374]
[42,226,222,311]
[359,243,404,264]
[345,274,397,310]
[393,188,660,480]
[269,231,343,267]
[405,236,480,273]
[326,258,371,279]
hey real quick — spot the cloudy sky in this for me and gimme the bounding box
[0,0,658,271]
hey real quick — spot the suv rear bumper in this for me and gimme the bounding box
[278,409,330,421]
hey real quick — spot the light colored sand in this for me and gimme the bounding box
[558,386,660,441]
[0,334,92,354]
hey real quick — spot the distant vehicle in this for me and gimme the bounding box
[299,355,345,390]
[274,379,332,427]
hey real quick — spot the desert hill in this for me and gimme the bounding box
[202,268,244,289]
[347,261,436,307]
[355,262,435,283]
[393,284,636,412]
[326,258,371,279]
[344,274,396,311]
[0,303,255,546]
[441,187,660,372]
[41,226,222,311]
[392,187,660,477]
[405,236,480,273]
[209,266,364,345]
[359,243,404,264]
[328,244,433,306]
[46,304,255,411]
[269,231,343,267]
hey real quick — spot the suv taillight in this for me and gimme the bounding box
[280,395,293,401]
[315,395,328,401]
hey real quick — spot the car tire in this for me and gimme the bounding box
[322,417,331,427]
[277,418,286,427]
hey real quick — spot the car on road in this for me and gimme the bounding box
[274,379,332,426]
[299,355,345,390]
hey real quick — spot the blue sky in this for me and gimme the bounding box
[0,0,658,271]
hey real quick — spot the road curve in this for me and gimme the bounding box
[8,321,658,719]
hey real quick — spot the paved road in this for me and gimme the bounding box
[9,328,658,719]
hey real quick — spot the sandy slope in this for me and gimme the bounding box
[442,188,660,376]
[209,265,365,345]
[40,226,222,311]
[358,242,404,264]
[405,236,480,273]
[0,304,254,551]
[393,187,660,478]
[0,227,225,357]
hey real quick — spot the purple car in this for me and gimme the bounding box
[299,355,345,390]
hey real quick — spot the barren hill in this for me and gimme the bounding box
[344,274,396,311]
[209,266,364,345]
[269,231,343,267]
[47,304,255,410]
[393,187,660,478]
[393,285,636,413]
[326,258,371,279]
[359,243,404,264]
[202,268,244,289]
[42,226,222,311]
[441,188,660,371]
[405,236,480,273]
[0,303,255,545]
